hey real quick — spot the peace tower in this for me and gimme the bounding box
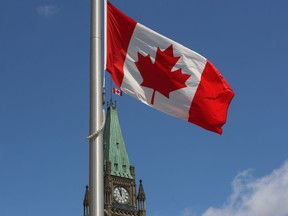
[83,101,146,216]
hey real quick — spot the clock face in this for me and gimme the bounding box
[113,186,129,204]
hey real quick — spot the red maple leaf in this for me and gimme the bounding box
[135,45,190,105]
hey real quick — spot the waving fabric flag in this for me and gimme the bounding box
[106,2,234,134]
[112,87,123,96]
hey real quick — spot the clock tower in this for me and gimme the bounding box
[83,101,146,216]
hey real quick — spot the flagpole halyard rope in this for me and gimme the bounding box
[87,109,106,140]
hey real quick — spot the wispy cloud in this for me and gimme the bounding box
[36,5,59,17]
[202,161,288,216]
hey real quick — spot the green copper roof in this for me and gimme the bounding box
[103,102,133,179]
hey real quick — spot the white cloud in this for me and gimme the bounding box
[202,161,288,216]
[36,5,59,16]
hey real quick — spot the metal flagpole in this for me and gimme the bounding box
[89,0,104,215]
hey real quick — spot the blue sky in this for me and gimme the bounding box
[1,0,288,216]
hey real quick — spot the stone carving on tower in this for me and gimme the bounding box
[83,101,146,216]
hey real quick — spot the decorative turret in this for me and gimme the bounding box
[83,185,89,216]
[137,180,146,216]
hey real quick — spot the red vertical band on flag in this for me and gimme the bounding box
[188,61,234,134]
[106,2,137,87]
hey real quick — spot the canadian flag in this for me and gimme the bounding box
[106,2,234,134]
[112,87,123,96]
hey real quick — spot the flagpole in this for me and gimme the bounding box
[89,0,104,216]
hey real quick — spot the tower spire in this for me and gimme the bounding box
[137,180,146,216]
[83,185,89,216]
[103,102,133,179]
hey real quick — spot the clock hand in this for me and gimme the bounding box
[119,188,122,196]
